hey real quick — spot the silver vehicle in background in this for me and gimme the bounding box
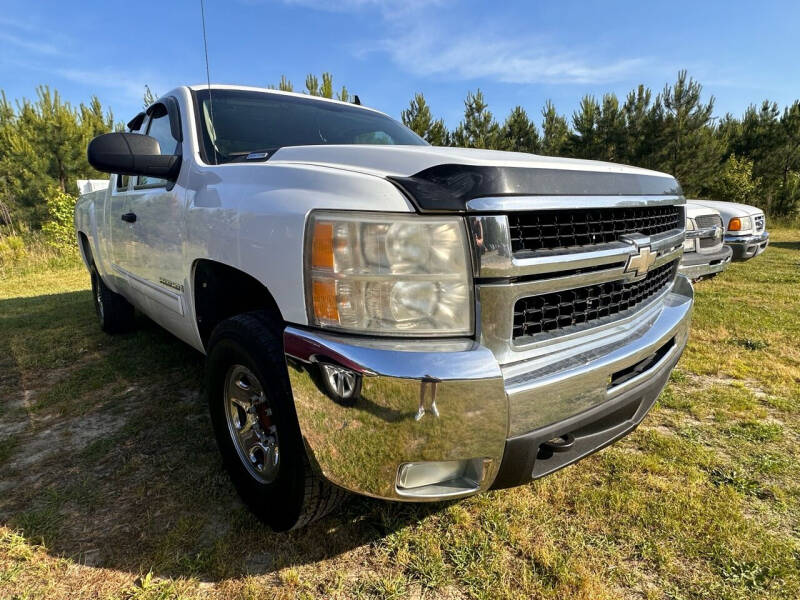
[689,199,769,261]
[679,202,733,281]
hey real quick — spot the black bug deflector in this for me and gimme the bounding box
[389,164,683,212]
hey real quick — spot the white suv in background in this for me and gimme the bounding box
[679,202,732,281]
[689,199,769,261]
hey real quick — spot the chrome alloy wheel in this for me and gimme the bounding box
[224,364,280,484]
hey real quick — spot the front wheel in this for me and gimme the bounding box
[206,312,346,531]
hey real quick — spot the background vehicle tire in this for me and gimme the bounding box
[206,311,347,531]
[90,265,135,334]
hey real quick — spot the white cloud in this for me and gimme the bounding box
[376,28,648,85]
[54,67,172,103]
[0,31,59,56]
[267,0,647,85]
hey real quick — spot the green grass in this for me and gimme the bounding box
[1,230,799,599]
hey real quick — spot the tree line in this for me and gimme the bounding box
[1,71,798,230]
[397,71,800,216]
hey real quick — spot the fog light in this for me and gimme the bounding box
[319,363,361,405]
[396,458,490,498]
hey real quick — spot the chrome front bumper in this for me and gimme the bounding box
[283,276,693,501]
[726,231,769,260]
[678,245,733,280]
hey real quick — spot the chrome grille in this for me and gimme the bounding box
[695,214,722,229]
[512,259,679,340]
[508,206,682,253]
[699,237,721,249]
[754,214,765,232]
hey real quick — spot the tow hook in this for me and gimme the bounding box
[541,433,575,454]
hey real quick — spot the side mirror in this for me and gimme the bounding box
[87,132,181,180]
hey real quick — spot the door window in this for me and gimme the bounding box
[136,107,179,188]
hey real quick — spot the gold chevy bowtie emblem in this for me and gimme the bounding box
[625,246,656,277]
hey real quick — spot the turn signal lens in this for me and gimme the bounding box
[311,222,334,269]
[728,217,742,231]
[312,279,339,323]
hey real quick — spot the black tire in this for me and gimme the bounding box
[206,311,347,531]
[90,265,135,334]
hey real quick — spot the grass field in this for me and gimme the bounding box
[1,231,799,600]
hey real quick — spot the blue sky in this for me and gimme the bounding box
[1,0,798,128]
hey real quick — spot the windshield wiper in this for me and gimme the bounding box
[220,148,280,163]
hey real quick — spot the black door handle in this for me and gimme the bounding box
[121,212,137,223]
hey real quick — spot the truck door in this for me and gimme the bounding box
[108,173,135,280]
[123,100,188,322]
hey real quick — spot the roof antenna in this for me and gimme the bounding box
[199,0,219,164]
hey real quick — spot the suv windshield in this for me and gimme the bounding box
[194,89,426,164]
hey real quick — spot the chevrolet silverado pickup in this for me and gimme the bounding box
[75,85,693,531]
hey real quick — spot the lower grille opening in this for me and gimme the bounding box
[608,337,675,389]
[513,259,679,340]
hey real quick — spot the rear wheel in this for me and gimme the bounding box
[206,311,346,531]
[90,265,135,333]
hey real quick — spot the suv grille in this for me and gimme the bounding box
[699,236,721,249]
[695,214,722,229]
[513,259,679,339]
[508,206,682,253]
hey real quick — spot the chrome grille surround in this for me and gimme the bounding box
[691,213,724,253]
[754,214,765,232]
[467,195,686,367]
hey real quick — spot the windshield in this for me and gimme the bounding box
[194,89,426,164]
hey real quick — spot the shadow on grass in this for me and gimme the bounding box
[0,290,450,581]
[768,240,800,251]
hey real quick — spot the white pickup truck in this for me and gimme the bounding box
[75,85,693,530]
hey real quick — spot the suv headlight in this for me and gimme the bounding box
[306,211,473,336]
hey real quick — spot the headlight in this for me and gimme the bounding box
[728,216,751,232]
[683,218,696,252]
[306,211,473,336]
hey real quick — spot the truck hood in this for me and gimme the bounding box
[685,203,721,220]
[270,144,669,179]
[269,145,682,212]
[688,199,764,218]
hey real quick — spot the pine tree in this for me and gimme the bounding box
[597,93,626,162]
[401,93,449,146]
[305,74,319,96]
[452,90,499,149]
[278,75,293,92]
[570,95,601,158]
[426,119,450,146]
[540,100,569,156]
[621,85,659,167]
[402,93,433,138]
[498,106,539,153]
[320,73,334,99]
[143,85,157,109]
[657,70,723,195]
[0,86,115,227]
